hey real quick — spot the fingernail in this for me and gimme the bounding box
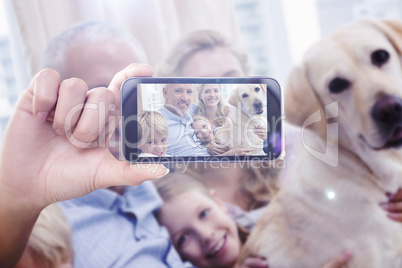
[55,128,64,136]
[36,112,49,122]
[140,64,153,71]
[155,167,170,179]
[342,250,352,259]
[343,251,352,257]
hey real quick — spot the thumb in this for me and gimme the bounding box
[108,63,153,115]
[95,159,169,189]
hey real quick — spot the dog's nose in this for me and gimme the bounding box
[371,95,402,127]
[253,101,263,110]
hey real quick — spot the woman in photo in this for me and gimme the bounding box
[196,84,234,128]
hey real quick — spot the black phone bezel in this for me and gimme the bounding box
[120,77,283,164]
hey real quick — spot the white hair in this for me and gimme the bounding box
[42,21,147,77]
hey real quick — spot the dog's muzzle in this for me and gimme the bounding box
[253,101,263,114]
[371,94,402,148]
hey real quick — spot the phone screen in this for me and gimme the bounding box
[121,77,282,163]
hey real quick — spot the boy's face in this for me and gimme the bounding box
[138,131,167,157]
[193,119,213,144]
[158,191,241,268]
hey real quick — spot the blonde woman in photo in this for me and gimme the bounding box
[196,83,234,128]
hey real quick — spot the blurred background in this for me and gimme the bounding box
[0,0,401,141]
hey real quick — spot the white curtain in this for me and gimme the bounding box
[6,0,241,92]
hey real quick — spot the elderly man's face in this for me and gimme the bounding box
[163,84,194,116]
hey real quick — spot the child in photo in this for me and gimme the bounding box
[191,114,252,156]
[138,110,169,157]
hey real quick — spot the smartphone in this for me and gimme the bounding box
[120,77,283,164]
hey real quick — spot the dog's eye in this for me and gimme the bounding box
[371,49,389,67]
[328,78,351,94]
[255,87,260,92]
[242,93,249,98]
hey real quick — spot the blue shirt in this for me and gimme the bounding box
[59,181,185,268]
[159,104,209,156]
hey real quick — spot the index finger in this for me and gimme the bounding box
[32,69,61,120]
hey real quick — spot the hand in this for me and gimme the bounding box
[240,256,269,268]
[208,139,230,155]
[225,145,252,156]
[253,125,267,140]
[1,63,167,205]
[238,251,351,268]
[323,251,352,268]
[380,188,402,222]
[0,64,168,266]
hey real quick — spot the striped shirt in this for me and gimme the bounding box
[159,104,209,156]
[59,181,186,268]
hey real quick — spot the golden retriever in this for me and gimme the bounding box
[236,20,402,267]
[215,84,267,155]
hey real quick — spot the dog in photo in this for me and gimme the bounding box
[215,84,267,155]
[236,20,402,267]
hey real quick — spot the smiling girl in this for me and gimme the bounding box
[191,114,252,156]
[154,173,266,268]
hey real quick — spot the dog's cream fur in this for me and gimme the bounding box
[236,20,402,268]
[214,84,266,155]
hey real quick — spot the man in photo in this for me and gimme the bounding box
[159,84,210,156]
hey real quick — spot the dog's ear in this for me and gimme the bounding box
[260,84,267,95]
[285,62,324,129]
[228,85,241,108]
[369,20,402,54]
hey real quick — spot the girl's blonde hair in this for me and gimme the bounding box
[196,84,229,127]
[154,172,210,202]
[153,172,249,244]
[191,114,209,125]
[181,163,280,211]
[138,110,168,144]
[155,29,250,77]
[25,203,73,268]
